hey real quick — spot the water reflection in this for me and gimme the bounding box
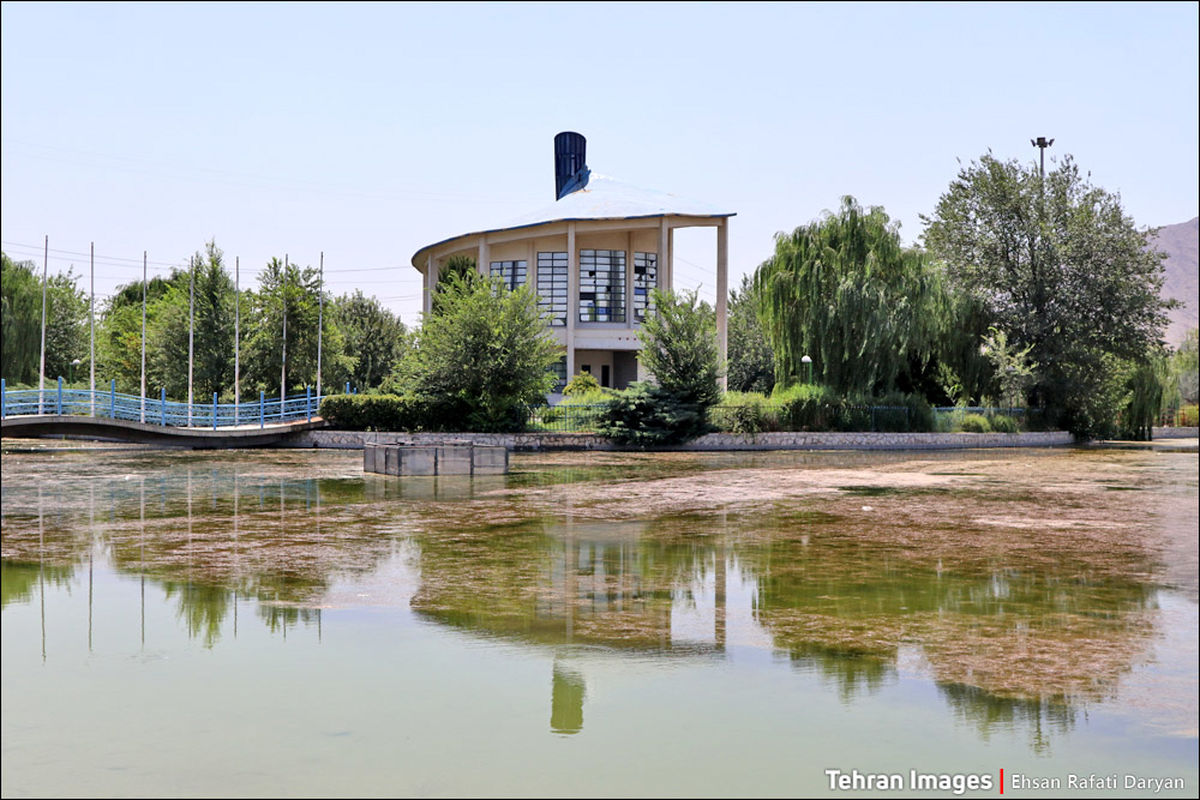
[1,446,1194,746]
[550,660,586,735]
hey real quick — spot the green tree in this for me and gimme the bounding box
[0,255,89,385]
[437,255,477,291]
[598,288,722,446]
[1121,355,1168,440]
[1,253,41,384]
[43,268,88,383]
[980,326,1038,409]
[638,288,722,408]
[1170,328,1198,405]
[189,242,236,399]
[334,290,407,391]
[755,197,943,395]
[97,274,176,395]
[922,153,1171,432]
[397,273,558,431]
[726,273,775,394]
[152,242,237,400]
[244,257,344,396]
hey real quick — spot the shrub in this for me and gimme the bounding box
[713,392,777,434]
[772,383,840,431]
[958,413,992,433]
[563,372,602,396]
[989,414,1019,433]
[320,394,424,431]
[871,391,936,432]
[1181,404,1199,427]
[597,382,708,446]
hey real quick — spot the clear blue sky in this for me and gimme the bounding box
[3,1,1197,325]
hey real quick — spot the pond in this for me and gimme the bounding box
[1,443,1196,797]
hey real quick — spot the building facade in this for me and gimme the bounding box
[410,133,734,391]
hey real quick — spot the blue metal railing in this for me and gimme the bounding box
[1,379,326,429]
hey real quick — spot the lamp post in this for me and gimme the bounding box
[801,354,813,385]
[70,358,82,386]
[1030,136,1054,180]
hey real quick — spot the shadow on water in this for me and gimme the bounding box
[1,444,1195,746]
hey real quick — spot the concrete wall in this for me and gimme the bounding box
[284,429,1074,452]
[1152,426,1199,439]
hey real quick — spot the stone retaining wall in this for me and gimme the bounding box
[283,429,1074,452]
[1152,426,1199,439]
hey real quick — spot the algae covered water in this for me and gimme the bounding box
[1,444,1196,797]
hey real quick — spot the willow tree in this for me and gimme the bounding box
[754,197,943,395]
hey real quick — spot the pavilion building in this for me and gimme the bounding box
[410,132,734,391]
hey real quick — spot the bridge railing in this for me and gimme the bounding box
[1,378,326,429]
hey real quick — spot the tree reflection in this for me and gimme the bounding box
[550,661,585,735]
[0,561,75,609]
[0,447,1183,752]
[163,580,229,648]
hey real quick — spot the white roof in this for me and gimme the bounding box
[411,174,734,268]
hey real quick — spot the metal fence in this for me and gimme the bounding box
[1,378,324,429]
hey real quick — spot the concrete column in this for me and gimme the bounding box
[716,218,729,391]
[424,254,434,317]
[566,222,577,378]
[658,218,669,296]
[626,230,634,329]
[667,226,676,292]
[478,235,490,277]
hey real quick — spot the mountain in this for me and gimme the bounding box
[1149,217,1198,348]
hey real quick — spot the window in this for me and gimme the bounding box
[579,249,625,323]
[490,260,527,291]
[537,252,568,326]
[633,252,657,322]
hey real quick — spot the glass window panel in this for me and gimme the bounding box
[537,252,568,326]
[489,260,527,292]
[578,249,625,323]
[633,252,657,322]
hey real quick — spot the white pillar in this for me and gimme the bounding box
[626,230,634,329]
[424,254,434,317]
[566,222,577,378]
[716,218,729,392]
[658,218,669,296]
[478,235,489,277]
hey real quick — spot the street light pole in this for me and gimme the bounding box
[1030,136,1054,180]
[801,354,813,385]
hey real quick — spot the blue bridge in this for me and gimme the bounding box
[1,378,328,448]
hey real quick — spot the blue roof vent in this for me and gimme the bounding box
[554,131,590,200]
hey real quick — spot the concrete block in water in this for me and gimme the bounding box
[384,446,401,476]
[435,445,473,475]
[400,446,438,476]
[472,445,508,474]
